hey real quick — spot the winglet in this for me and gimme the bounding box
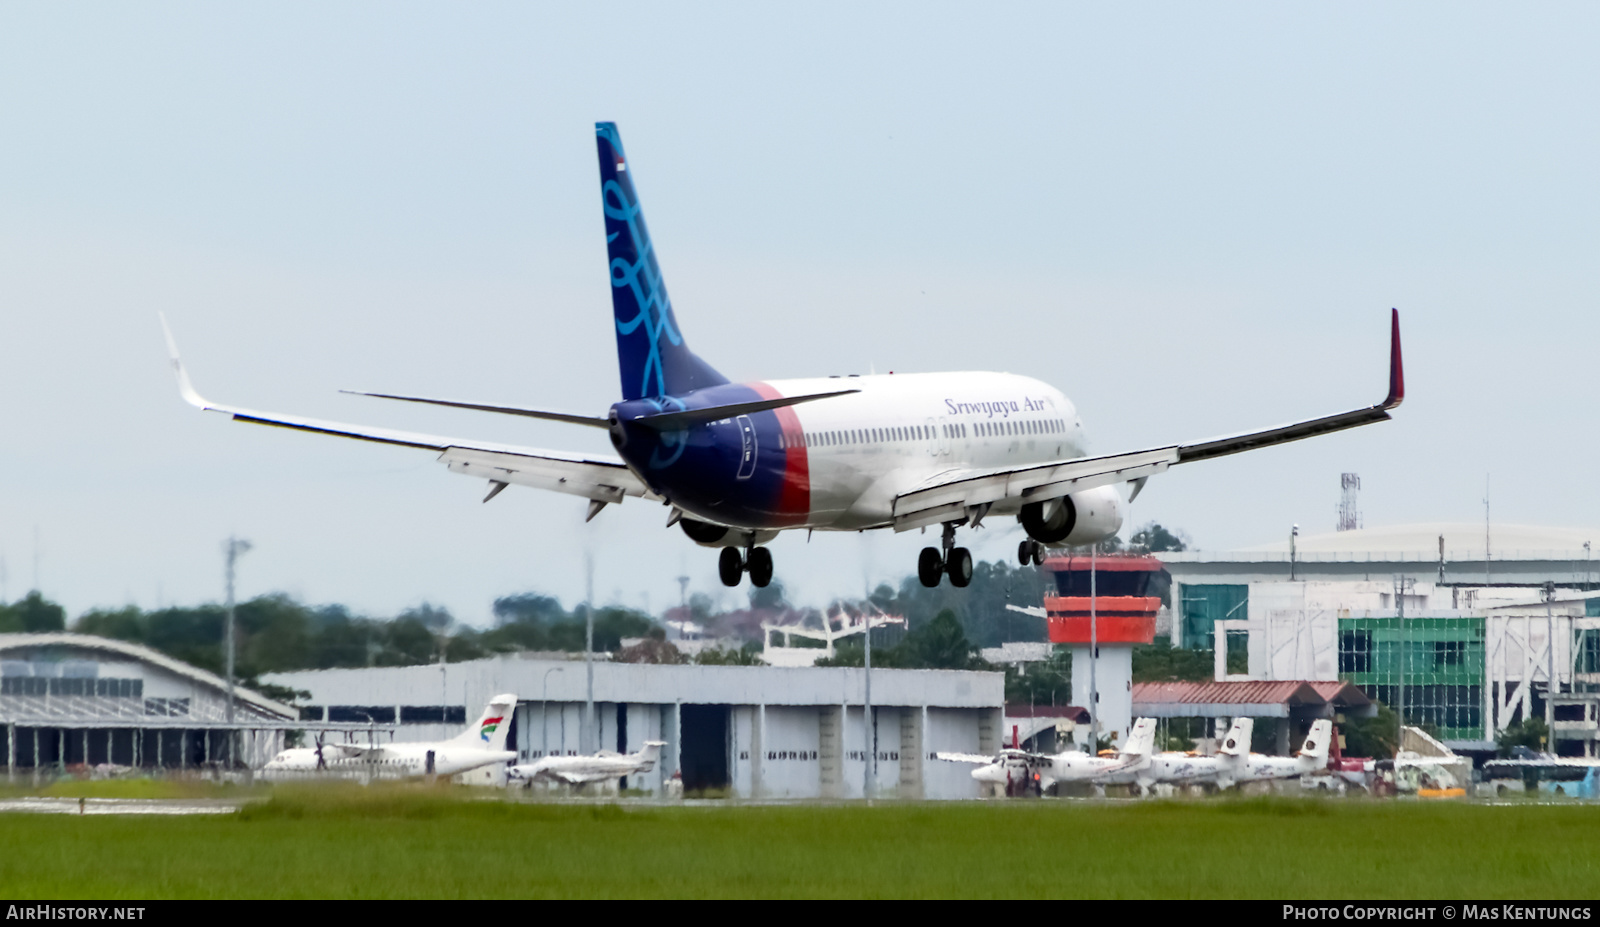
[1382,308,1404,410]
[158,314,212,410]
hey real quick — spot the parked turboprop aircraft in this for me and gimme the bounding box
[937,717,1157,796]
[1101,717,1253,794]
[507,740,665,788]
[162,122,1405,589]
[263,694,518,777]
[1216,718,1334,788]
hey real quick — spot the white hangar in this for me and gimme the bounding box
[1,633,298,775]
[266,656,1006,800]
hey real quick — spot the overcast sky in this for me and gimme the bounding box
[2,3,1597,625]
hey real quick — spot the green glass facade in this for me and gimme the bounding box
[1178,584,1248,650]
[1337,615,1487,742]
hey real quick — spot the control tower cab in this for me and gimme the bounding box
[1040,555,1169,746]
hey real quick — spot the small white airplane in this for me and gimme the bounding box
[507,740,666,788]
[1219,718,1333,788]
[1109,718,1332,793]
[937,717,1157,796]
[1100,717,1252,794]
[264,694,519,778]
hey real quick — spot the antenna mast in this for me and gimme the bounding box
[1337,473,1362,532]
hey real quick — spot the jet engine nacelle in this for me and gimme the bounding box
[680,518,778,549]
[1018,484,1124,548]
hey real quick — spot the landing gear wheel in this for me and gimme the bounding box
[917,547,944,587]
[747,547,774,588]
[947,547,973,587]
[1018,539,1047,566]
[718,547,744,587]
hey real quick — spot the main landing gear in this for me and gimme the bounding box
[719,545,773,588]
[919,523,973,588]
[1018,539,1046,566]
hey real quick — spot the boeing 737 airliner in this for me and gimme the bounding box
[163,122,1404,590]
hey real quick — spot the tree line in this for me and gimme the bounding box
[1,523,1216,689]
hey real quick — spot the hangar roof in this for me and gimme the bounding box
[1161,523,1600,565]
[1132,680,1367,718]
[268,653,1003,710]
[0,632,296,719]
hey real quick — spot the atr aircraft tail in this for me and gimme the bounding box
[595,122,727,401]
[452,693,518,750]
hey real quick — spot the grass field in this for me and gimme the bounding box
[1,786,1596,899]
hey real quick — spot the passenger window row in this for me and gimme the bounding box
[775,418,1068,450]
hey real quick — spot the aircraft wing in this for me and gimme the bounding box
[934,752,997,765]
[162,319,659,508]
[551,767,628,784]
[892,310,1403,531]
[321,743,381,759]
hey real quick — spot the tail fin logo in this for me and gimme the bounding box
[480,715,504,742]
[597,125,680,400]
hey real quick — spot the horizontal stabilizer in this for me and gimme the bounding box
[341,390,611,429]
[628,389,859,430]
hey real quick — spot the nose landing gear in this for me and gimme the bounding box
[918,522,973,588]
[718,545,774,588]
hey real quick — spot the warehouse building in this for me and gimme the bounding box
[0,632,298,775]
[266,656,1005,799]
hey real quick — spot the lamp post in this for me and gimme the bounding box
[1394,575,1413,757]
[1290,524,1299,581]
[864,605,874,799]
[1543,581,1557,732]
[583,553,595,756]
[1088,544,1098,754]
[222,537,252,725]
[541,666,565,759]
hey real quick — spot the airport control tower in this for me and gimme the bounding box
[1040,555,1166,747]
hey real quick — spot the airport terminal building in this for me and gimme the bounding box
[1161,523,1600,754]
[266,656,1005,800]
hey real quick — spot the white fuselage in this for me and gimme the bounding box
[779,372,1085,530]
[973,752,1141,792]
[1229,753,1317,784]
[264,744,516,778]
[509,749,658,785]
[1104,753,1227,790]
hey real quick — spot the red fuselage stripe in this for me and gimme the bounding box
[752,382,810,524]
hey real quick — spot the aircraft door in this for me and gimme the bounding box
[933,417,952,458]
[735,414,757,480]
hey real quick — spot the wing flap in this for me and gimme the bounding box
[892,448,1177,531]
[442,447,656,504]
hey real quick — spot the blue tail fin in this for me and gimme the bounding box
[596,122,727,400]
